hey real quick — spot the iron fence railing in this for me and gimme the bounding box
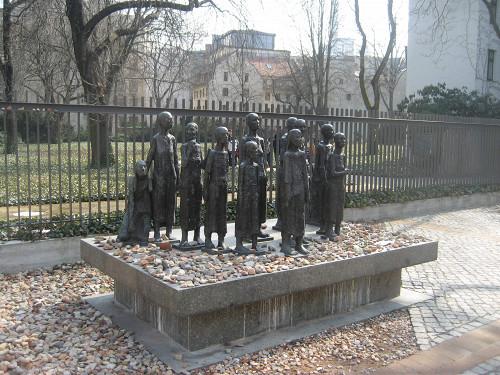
[1,100,499,235]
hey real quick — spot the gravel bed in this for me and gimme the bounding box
[0,264,174,374]
[0,264,418,374]
[192,309,418,374]
[1,222,424,374]
[93,222,428,289]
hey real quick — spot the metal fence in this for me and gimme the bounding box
[1,100,500,235]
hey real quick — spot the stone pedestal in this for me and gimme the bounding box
[81,240,438,351]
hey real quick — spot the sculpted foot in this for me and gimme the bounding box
[233,244,251,255]
[204,239,215,249]
[257,230,270,238]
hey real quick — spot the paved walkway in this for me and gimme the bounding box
[374,205,500,374]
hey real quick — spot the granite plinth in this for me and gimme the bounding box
[81,239,438,351]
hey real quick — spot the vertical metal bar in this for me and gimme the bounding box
[96,109,102,224]
[122,97,128,223]
[132,97,137,168]
[268,118,274,204]
[396,122,402,191]
[57,111,63,218]
[26,112,32,230]
[345,112,352,194]
[141,97,146,160]
[361,115,367,193]
[36,110,42,234]
[115,111,120,216]
[14,112,21,230]
[77,103,83,224]
[67,112,73,219]
[3,112,9,231]
[389,121,395,191]
[106,113,111,221]
[87,112,91,221]
[47,110,53,220]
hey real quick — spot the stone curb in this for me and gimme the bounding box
[1,191,498,274]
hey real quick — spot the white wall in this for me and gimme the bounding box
[407,0,481,96]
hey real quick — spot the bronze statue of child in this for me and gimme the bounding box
[311,123,334,234]
[117,160,152,244]
[272,116,297,231]
[234,141,261,255]
[239,113,270,239]
[203,126,229,254]
[324,132,349,239]
[179,122,204,247]
[146,111,179,242]
[281,129,309,256]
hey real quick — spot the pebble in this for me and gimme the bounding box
[103,222,426,289]
[0,263,173,374]
[0,223,426,374]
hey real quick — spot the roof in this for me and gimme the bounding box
[247,57,291,78]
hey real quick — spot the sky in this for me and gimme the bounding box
[191,0,409,55]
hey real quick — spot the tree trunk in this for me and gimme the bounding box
[3,0,17,154]
[367,111,379,155]
[88,112,113,167]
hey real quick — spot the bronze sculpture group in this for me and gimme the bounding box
[118,111,348,256]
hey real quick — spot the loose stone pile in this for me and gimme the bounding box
[94,222,428,288]
[0,264,174,374]
[0,223,426,374]
[0,263,417,374]
[191,309,418,374]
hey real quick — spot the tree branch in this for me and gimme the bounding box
[481,0,500,40]
[83,0,210,38]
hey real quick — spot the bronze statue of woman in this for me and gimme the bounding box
[179,122,203,247]
[146,111,179,242]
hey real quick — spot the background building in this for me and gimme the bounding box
[407,0,500,98]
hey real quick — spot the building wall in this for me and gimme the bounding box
[407,0,500,98]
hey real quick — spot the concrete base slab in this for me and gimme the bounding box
[86,288,430,373]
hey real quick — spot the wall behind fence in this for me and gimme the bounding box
[1,100,499,235]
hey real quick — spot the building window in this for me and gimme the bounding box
[286,94,291,101]
[223,88,229,96]
[245,73,249,82]
[265,92,271,101]
[487,49,495,81]
[346,93,352,101]
[493,0,498,21]
[275,93,281,101]
[224,72,228,81]
[243,88,249,97]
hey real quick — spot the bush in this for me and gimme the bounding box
[2,183,499,241]
[0,111,81,145]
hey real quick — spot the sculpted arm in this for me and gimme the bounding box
[145,137,157,172]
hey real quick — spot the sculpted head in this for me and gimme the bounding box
[245,141,258,161]
[157,111,173,131]
[185,122,198,141]
[321,123,334,140]
[246,113,260,132]
[135,160,148,176]
[294,118,307,134]
[286,117,297,131]
[334,132,346,148]
[288,129,302,149]
[215,126,228,146]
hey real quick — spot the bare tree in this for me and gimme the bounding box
[412,0,500,41]
[1,0,38,153]
[65,0,213,166]
[284,0,341,114]
[141,25,202,107]
[19,0,81,104]
[378,46,406,112]
[354,0,397,112]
